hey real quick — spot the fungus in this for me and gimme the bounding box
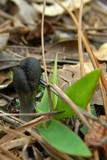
[13,57,41,121]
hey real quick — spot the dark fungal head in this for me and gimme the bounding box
[13,57,41,96]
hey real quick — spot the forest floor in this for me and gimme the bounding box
[0,0,107,160]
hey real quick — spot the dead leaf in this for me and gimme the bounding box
[33,0,91,17]
[27,21,54,40]
[0,70,12,89]
[0,51,20,70]
[11,0,38,27]
[57,62,94,91]
[0,71,10,84]
[0,99,7,108]
[85,116,107,147]
[0,33,9,51]
[45,39,78,61]
[91,85,103,105]
[33,0,71,17]
[85,116,107,156]
[94,43,107,61]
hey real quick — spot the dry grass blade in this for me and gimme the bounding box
[1,137,32,150]
[41,0,48,83]
[0,116,48,144]
[0,152,11,160]
[0,145,20,160]
[41,0,54,111]
[0,110,64,117]
[80,108,107,128]
[78,0,85,77]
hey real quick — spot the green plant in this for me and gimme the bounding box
[36,56,101,157]
[55,68,101,119]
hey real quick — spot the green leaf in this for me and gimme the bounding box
[51,54,58,108]
[38,119,92,157]
[55,69,101,119]
[36,88,50,113]
[36,54,58,113]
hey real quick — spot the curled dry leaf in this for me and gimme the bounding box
[85,116,107,154]
[0,70,12,89]
[0,71,10,84]
[32,0,71,17]
[32,0,91,17]
[0,99,8,108]
[11,0,38,27]
[93,43,107,61]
